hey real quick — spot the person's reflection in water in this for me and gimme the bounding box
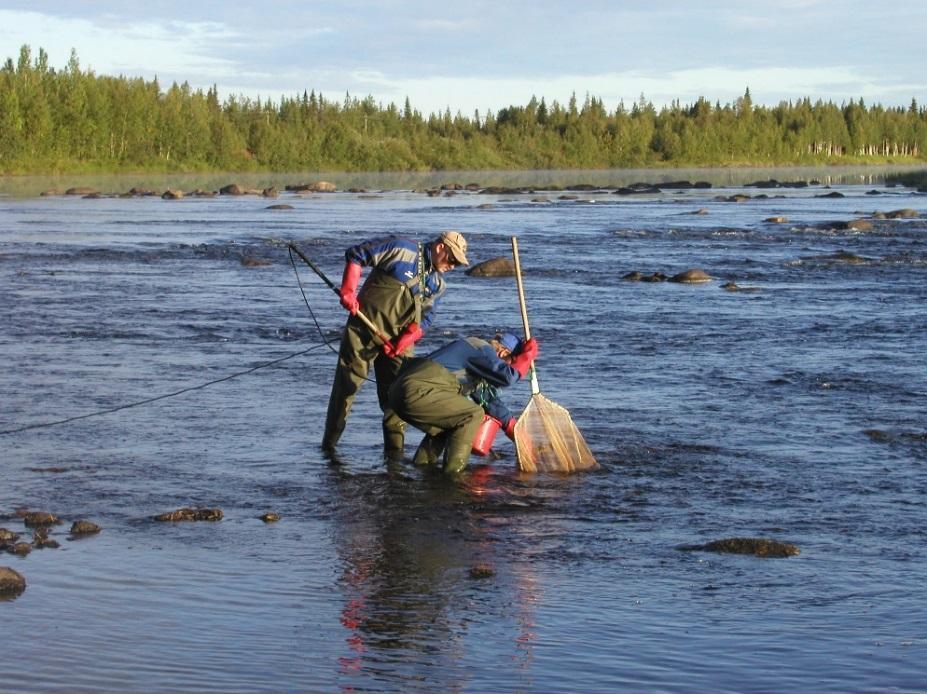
[327,466,495,686]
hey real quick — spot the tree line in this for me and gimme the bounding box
[2,45,926,174]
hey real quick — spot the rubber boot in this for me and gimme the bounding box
[413,434,447,466]
[442,434,473,475]
[383,418,406,461]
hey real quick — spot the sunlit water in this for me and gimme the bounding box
[1,168,925,691]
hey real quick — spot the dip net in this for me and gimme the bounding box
[513,393,599,473]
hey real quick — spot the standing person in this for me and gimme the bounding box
[387,333,539,474]
[322,231,470,458]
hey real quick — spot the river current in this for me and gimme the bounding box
[1,167,925,691]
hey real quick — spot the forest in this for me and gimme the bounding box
[2,45,927,174]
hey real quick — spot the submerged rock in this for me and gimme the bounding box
[681,537,800,558]
[622,271,667,282]
[466,257,515,277]
[265,204,294,210]
[0,528,20,544]
[468,563,495,579]
[153,508,223,522]
[886,208,919,219]
[240,256,271,267]
[840,219,874,231]
[32,527,59,549]
[70,520,102,536]
[8,542,32,557]
[720,282,761,292]
[0,567,26,597]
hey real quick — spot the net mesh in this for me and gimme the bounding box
[513,394,599,473]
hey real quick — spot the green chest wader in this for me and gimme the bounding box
[322,249,427,454]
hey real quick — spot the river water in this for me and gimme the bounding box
[1,168,925,691]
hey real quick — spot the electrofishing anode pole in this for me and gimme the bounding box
[287,243,392,345]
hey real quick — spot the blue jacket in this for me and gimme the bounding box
[426,337,522,422]
[345,236,446,331]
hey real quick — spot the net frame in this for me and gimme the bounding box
[510,236,599,474]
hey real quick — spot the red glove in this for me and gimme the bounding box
[339,262,361,314]
[504,417,517,440]
[510,338,538,378]
[383,322,424,358]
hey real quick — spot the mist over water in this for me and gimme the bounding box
[2,168,925,691]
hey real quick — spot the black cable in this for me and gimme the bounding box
[0,343,328,436]
[0,245,370,436]
[288,245,341,357]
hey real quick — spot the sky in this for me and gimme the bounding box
[1,1,925,116]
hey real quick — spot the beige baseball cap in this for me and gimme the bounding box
[439,230,469,266]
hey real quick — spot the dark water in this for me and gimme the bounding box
[1,169,925,691]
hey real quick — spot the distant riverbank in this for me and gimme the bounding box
[3,164,926,199]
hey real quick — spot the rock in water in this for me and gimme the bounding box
[687,537,800,558]
[22,511,62,527]
[70,520,102,536]
[466,257,515,277]
[0,567,26,597]
[669,269,712,283]
[153,508,223,522]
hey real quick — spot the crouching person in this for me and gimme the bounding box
[387,332,539,474]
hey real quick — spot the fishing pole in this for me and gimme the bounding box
[287,243,392,346]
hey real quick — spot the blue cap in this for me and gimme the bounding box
[498,332,523,353]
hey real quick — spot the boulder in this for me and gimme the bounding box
[266,204,294,210]
[764,216,788,223]
[466,257,515,277]
[259,512,280,523]
[0,566,26,597]
[161,189,185,200]
[220,183,246,195]
[669,269,712,283]
[65,187,99,196]
[262,186,279,198]
[815,191,845,198]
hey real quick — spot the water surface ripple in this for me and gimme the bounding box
[1,170,925,691]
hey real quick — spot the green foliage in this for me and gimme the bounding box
[1,47,926,174]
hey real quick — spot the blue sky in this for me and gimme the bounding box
[1,1,924,116]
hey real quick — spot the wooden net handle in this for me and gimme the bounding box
[511,236,540,395]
